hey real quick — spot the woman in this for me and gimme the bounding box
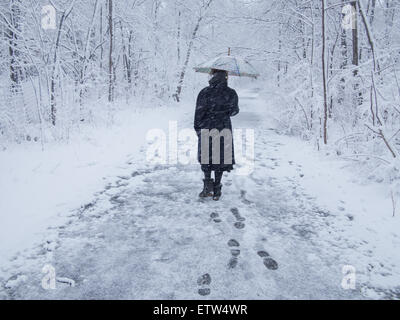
[194,69,239,200]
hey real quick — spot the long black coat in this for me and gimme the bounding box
[194,72,239,172]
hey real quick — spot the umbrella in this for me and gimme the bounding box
[194,55,260,79]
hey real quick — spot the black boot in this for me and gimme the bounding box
[213,183,222,201]
[199,178,214,197]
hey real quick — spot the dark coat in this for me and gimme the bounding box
[194,72,239,172]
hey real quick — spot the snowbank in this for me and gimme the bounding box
[0,99,186,269]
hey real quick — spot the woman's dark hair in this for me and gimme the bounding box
[210,69,228,77]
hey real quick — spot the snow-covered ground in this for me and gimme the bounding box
[0,103,184,266]
[0,89,399,299]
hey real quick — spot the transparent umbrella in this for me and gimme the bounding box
[194,55,260,79]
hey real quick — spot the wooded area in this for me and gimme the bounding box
[1,1,400,300]
[0,0,399,166]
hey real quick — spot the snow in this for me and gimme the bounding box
[0,102,183,267]
[4,274,27,290]
[0,89,399,299]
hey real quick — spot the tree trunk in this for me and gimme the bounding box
[309,0,315,129]
[322,0,328,144]
[358,0,378,72]
[173,0,213,102]
[100,4,103,71]
[50,13,66,126]
[50,1,75,125]
[351,1,358,71]
[127,31,133,86]
[338,0,348,105]
[350,1,362,108]
[277,28,282,87]
[8,0,21,93]
[108,0,114,102]
[177,10,181,66]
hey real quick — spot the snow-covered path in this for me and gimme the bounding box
[1,90,399,299]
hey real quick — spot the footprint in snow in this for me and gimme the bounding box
[240,190,252,205]
[231,249,240,257]
[228,257,238,269]
[197,273,211,296]
[210,212,222,223]
[230,207,246,229]
[230,207,245,221]
[228,239,240,247]
[197,273,211,286]
[257,250,279,270]
[227,239,240,269]
[263,258,278,270]
[257,250,269,257]
[198,288,211,296]
[234,222,245,229]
